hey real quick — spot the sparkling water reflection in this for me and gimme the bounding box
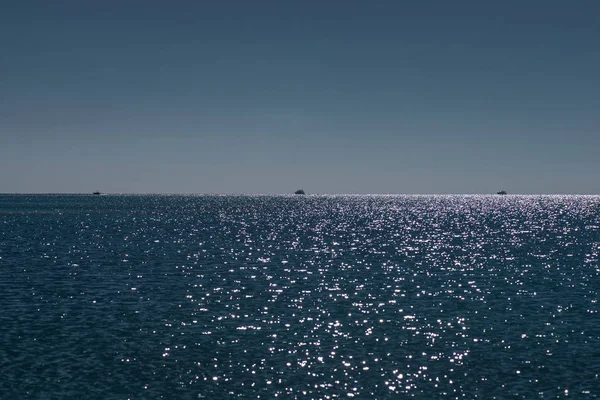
[0,195,599,399]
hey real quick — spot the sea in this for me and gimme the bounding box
[1,194,599,399]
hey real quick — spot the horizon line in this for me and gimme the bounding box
[1,192,599,196]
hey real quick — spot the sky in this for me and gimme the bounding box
[1,0,599,194]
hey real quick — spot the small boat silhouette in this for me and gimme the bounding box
[496,190,507,195]
[294,189,306,195]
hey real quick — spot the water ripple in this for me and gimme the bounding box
[0,195,599,399]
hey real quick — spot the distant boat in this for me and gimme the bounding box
[93,191,102,195]
[294,189,306,195]
[496,190,507,195]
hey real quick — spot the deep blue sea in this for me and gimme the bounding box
[1,194,599,399]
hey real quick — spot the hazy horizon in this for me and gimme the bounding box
[2,1,599,194]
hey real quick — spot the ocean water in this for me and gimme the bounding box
[1,194,599,399]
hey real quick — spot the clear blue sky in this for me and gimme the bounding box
[1,1,599,194]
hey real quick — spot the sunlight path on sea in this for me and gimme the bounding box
[0,195,599,398]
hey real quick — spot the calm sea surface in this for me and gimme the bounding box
[1,194,599,399]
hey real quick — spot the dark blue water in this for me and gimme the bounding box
[1,194,599,399]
